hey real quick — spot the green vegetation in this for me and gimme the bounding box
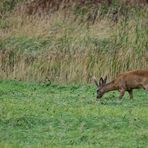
[0,80,148,147]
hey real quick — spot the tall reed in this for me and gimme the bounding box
[0,3,147,83]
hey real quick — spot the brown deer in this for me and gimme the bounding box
[93,70,148,100]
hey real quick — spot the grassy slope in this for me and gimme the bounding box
[0,2,148,82]
[0,80,148,147]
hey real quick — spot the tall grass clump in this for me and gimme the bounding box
[0,0,148,83]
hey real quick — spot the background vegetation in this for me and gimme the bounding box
[0,0,148,83]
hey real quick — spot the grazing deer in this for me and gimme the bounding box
[93,70,148,100]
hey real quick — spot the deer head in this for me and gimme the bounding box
[93,76,107,99]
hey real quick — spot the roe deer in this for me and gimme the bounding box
[93,70,148,100]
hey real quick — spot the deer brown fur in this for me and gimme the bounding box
[93,70,148,100]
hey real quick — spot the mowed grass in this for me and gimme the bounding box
[0,80,148,147]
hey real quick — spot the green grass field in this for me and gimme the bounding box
[0,80,148,148]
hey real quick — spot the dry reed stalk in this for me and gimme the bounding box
[0,3,147,83]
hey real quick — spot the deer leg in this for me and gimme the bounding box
[118,82,126,100]
[127,89,133,99]
[119,88,125,100]
[144,85,148,91]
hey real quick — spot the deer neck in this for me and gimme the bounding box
[103,80,117,93]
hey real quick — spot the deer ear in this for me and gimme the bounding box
[99,77,104,86]
[93,76,99,87]
[104,76,107,84]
